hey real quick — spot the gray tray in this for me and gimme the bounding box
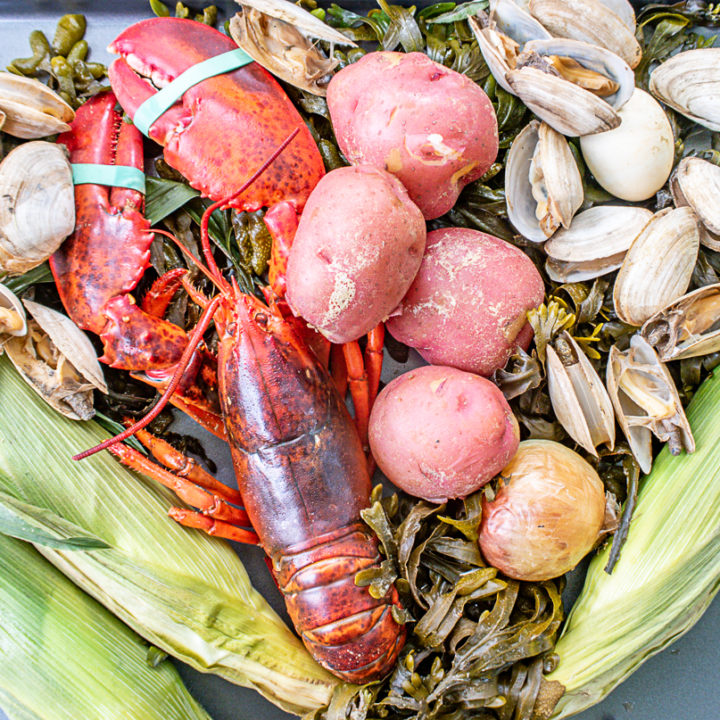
[0,3,717,720]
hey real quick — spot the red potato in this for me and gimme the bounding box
[327,51,498,220]
[285,165,426,344]
[386,228,545,376]
[369,365,520,503]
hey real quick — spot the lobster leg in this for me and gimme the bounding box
[109,443,257,538]
[168,508,258,544]
[132,426,243,505]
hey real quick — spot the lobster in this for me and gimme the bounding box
[59,17,405,682]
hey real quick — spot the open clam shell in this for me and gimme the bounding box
[0,140,75,275]
[0,72,74,138]
[547,331,615,456]
[641,284,720,362]
[544,205,653,282]
[529,0,641,69]
[524,38,634,111]
[3,300,107,421]
[649,48,720,132]
[613,207,700,327]
[670,156,720,251]
[0,283,27,339]
[230,0,356,96]
[506,119,583,242]
[607,335,694,474]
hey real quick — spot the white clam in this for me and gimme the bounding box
[0,283,27,339]
[547,332,615,456]
[544,205,653,282]
[529,0,642,69]
[649,48,720,132]
[506,119,583,242]
[0,141,75,275]
[3,300,107,421]
[613,207,700,327]
[580,88,675,202]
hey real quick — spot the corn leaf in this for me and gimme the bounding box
[0,354,336,716]
[0,532,211,720]
[542,368,720,718]
[0,488,110,550]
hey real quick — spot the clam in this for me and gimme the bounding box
[505,119,583,242]
[3,299,107,421]
[0,283,27,339]
[641,284,720,362]
[544,205,653,282]
[0,72,74,138]
[607,335,694,474]
[613,207,700,327]
[229,0,356,96]
[505,38,634,136]
[649,48,720,132]
[670,156,720,252]
[0,141,75,275]
[579,88,674,202]
[546,331,615,456]
[529,0,642,69]
[471,13,634,136]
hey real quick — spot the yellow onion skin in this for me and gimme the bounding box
[479,440,605,581]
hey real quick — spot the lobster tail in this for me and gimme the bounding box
[275,523,405,683]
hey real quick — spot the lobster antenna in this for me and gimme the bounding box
[200,126,301,290]
[73,294,223,461]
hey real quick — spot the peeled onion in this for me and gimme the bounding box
[479,440,606,581]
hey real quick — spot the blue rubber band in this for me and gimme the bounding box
[71,164,147,194]
[133,48,254,137]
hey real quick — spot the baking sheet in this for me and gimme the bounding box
[0,2,718,719]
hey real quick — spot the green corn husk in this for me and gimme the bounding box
[537,368,720,718]
[0,532,212,720]
[0,355,337,716]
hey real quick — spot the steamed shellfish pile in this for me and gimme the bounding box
[469,0,720,473]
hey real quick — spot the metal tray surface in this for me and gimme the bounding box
[0,2,718,719]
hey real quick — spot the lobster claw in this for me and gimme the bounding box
[108,18,325,211]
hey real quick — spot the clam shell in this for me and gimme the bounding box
[23,300,107,394]
[613,207,700,327]
[470,17,518,95]
[641,284,720,362]
[505,65,620,136]
[649,48,720,132]
[3,301,106,421]
[490,0,551,44]
[598,0,635,32]
[529,0,641,69]
[524,38,634,111]
[547,332,615,456]
[0,72,74,139]
[0,141,75,275]
[230,0,355,96]
[544,205,653,282]
[579,88,674,202]
[671,156,720,242]
[506,120,583,242]
[0,283,27,338]
[607,335,694,474]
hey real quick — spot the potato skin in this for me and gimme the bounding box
[369,365,520,503]
[286,165,426,344]
[386,228,545,376]
[327,51,498,220]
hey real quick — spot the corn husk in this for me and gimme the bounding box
[0,531,212,720]
[0,354,337,716]
[536,366,720,718]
